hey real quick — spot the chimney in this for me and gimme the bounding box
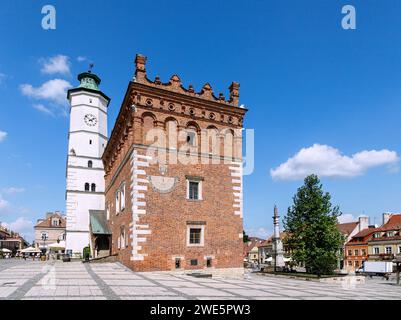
[134,54,147,82]
[382,213,392,226]
[358,216,369,232]
[46,212,53,219]
[229,82,240,106]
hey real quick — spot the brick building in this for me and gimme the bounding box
[102,54,247,276]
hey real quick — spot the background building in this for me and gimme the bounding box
[0,224,28,254]
[367,213,401,262]
[34,212,66,252]
[243,237,264,263]
[337,216,369,269]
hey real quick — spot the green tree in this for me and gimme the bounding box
[243,230,249,243]
[283,174,344,276]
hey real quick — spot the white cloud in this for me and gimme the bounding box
[1,217,34,241]
[271,144,399,181]
[40,55,71,75]
[20,79,72,106]
[246,227,270,239]
[0,195,9,210]
[32,103,54,116]
[0,130,7,142]
[77,56,88,62]
[2,187,25,195]
[337,214,357,224]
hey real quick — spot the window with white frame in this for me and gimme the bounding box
[186,176,203,200]
[398,246,401,254]
[115,190,120,214]
[374,247,380,254]
[385,246,392,254]
[118,226,125,250]
[187,224,204,247]
[51,218,59,227]
[120,182,126,211]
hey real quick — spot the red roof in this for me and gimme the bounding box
[380,214,401,231]
[257,232,287,248]
[34,213,66,229]
[337,222,358,235]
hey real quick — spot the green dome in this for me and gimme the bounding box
[77,72,101,91]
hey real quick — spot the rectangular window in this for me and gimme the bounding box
[175,258,181,269]
[119,226,125,250]
[355,261,360,267]
[354,249,359,256]
[206,258,212,268]
[348,261,352,266]
[120,183,126,211]
[190,259,198,266]
[374,247,380,254]
[347,250,352,256]
[398,246,401,254]
[189,228,201,244]
[188,181,199,200]
[115,190,120,214]
[106,203,110,220]
[385,246,392,254]
[361,249,366,256]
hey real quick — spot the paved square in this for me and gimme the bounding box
[0,260,400,300]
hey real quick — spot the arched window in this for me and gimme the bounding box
[91,183,96,192]
[84,183,90,191]
[88,160,93,168]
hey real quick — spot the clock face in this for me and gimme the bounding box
[84,114,97,126]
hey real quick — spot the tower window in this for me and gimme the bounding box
[206,257,212,268]
[190,259,198,266]
[84,183,90,191]
[88,160,93,168]
[91,183,96,192]
[89,140,92,145]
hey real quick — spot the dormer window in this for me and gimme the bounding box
[387,231,395,237]
[373,232,381,238]
[52,218,59,227]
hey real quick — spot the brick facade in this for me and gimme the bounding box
[102,54,247,275]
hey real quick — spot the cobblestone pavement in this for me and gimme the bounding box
[0,260,400,300]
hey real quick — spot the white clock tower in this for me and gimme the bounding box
[65,70,110,257]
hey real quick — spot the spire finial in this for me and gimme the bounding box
[88,63,94,73]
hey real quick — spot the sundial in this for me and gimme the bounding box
[147,175,178,194]
[147,163,178,193]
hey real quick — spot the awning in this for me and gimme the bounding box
[89,210,111,235]
[0,248,11,253]
[48,241,66,249]
[20,247,41,253]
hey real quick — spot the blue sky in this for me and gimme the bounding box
[1,0,401,241]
